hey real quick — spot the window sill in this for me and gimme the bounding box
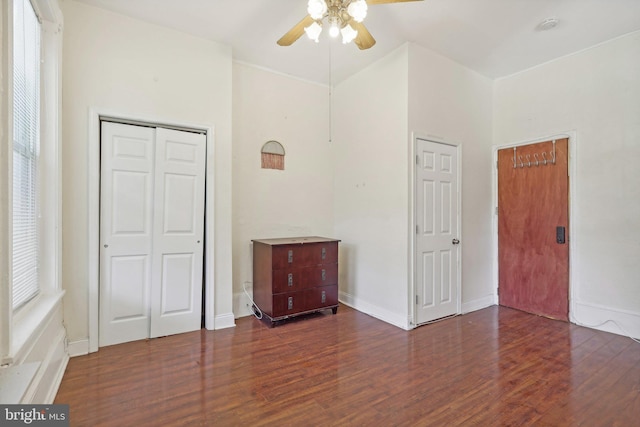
[11,290,65,364]
[0,361,41,404]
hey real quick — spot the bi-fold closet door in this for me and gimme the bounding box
[99,121,206,347]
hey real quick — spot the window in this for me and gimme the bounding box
[1,0,62,365]
[12,0,41,309]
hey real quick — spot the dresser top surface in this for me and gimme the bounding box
[252,236,340,246]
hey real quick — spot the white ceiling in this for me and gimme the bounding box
[73,0,640,85]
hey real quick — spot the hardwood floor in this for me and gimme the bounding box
[55,305,640,426]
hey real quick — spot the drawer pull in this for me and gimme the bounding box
[321,269,326,281]
[288,296,294,310]
[288,273,293,287]
[321,291,326,304]
[321,247,326,260]
[288,250,293,263]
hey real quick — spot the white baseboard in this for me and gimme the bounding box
[214,313,236,330]
[339,291,411,330]
[67,339,89,357]
[462,295,496,314]
[571,301,640,339]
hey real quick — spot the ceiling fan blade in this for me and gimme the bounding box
[277,15,315,46]
[352,22,376,50]
[366,0,423,4]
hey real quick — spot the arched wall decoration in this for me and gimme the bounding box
[261,140,285,170]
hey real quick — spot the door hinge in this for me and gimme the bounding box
[495,206,498,215]
[416,224,419,234]
[415,295,418,305]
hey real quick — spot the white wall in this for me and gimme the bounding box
[61,1,233,351]
[232,63,334,316]
[333,46,410,328]
[333,43,494,329]
[408,44,495,312]
[494,31,640,338]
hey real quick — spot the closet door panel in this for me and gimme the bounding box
[150,127,206,338]
[100,122,155,347]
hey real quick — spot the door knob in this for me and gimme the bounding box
[452,239,460,245]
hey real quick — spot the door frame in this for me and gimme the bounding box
[87,108,216,353]
[491,131,578,321]
[409,132,462,328]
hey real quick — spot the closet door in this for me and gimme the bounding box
[100,123,206,347]
[100,123,155,346]
[149,128,206,338]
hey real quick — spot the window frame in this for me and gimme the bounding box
[1,0,63,365]
[12,0,42,311]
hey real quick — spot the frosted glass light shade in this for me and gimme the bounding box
[347,0,368,23]
[341,24,358,44]
[329,22,340,38]
[304,21,323,43]
[307,0,327,20]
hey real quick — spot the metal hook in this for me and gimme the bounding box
[526,154,532,167]
[513,147,517,169]
[534,153,540,166]
[551,140,557,164]
[541,152,548,165]
[518,155,524,168]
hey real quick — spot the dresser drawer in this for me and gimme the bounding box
[272,263,338,293]
[272,291,304,317]
[271,285,338,317]
[271,242,338,269]
[306,285,338,309]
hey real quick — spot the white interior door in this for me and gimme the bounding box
[149,128,206,338]
[415,138,460,324]
[100,123,206,347]
[100,122,155,346]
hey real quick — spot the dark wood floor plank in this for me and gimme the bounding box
[55,305,640,426]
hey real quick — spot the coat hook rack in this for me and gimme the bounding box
[512,140,556,169]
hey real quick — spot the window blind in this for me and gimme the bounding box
[12,0,41,309]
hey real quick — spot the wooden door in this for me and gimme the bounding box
[498,138,569,321]
[415,139,460,324]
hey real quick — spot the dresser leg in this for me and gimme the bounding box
[332,307,338,315]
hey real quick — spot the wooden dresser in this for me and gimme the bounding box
[252,236,340,325]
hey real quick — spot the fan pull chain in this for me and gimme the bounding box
[329,41,333,143]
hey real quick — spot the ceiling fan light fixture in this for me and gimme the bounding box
[307,0,327,20]
[341,24,358,44]
[347,0,368,23]
[304,21,323,43]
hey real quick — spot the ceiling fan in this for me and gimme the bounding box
[277,0,424,50]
